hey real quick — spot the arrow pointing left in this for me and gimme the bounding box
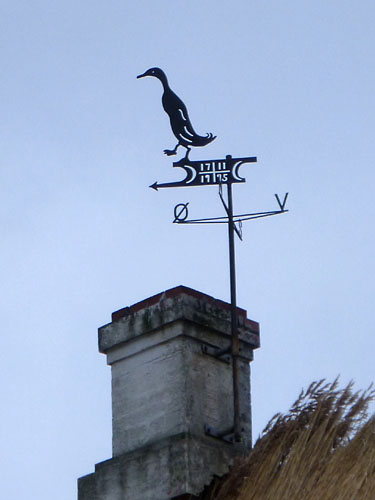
[149,180,195,191]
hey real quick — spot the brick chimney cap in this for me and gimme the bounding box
[111,285,254,326]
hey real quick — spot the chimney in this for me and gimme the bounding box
[78,286,260,499]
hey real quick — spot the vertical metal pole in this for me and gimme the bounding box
[226,155,241,442]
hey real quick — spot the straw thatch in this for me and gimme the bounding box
[200,379,375,500]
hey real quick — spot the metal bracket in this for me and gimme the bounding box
[219,183,243,240]
[204,424,234,444]
[201,344,231,364]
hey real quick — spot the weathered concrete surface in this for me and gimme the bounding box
[78,433,238,500]
[78,286,260,500]
[99,286,259,356]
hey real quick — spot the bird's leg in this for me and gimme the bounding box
[164,143,179,156]
[183,146,191,160]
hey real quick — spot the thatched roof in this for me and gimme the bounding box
[200,379,375,500]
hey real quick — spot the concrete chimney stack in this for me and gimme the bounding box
[78,286,260,499]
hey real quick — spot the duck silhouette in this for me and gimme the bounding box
[137,67,216,161]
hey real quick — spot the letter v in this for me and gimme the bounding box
[275,193,289,211]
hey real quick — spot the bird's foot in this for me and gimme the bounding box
[164,149,177,156]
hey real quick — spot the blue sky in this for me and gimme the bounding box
[1,1,375,498]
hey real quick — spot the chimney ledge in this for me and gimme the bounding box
[99,288,260,355]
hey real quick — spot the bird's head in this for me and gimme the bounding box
[137,67,167,82]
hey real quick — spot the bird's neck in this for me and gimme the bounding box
[158,74,169,92]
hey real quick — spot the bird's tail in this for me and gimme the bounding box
[193,133,216,147]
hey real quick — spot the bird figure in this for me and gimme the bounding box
[137,67,216,161]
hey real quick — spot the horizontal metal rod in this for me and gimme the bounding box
[174,210,288,225]
[236,210,289,222]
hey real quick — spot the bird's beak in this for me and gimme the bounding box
[137,71,148,79]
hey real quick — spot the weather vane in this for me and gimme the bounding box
[137,67,216,160]
[138,67,288,444]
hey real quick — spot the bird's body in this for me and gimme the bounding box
[137,68,216,160]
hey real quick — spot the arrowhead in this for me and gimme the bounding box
[150,182,159,191]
